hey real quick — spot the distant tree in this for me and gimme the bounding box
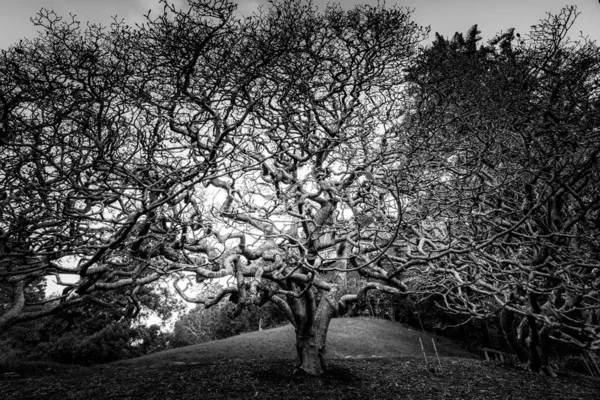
[0,282,176,364]
[170,300,288,348]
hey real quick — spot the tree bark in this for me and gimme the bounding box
[538,324,556,376]
[294,291,336,375]
[295,324,328,375]
[500,309,529,363]
[0,281,25,335]
[517,316,529,353]
[527,315,542,372]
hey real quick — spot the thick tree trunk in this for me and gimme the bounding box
[294,291,336,375]
[500,309,529,363]
[499,310,556,375]
[517,316,529,353]
[295,324,328,375]
[538,324,556,376]
[527,315,542,372]
[514,314,555,375]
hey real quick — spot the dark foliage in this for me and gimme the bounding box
[170,301,289,348]
[0,285,177,365]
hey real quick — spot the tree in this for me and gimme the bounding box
[0,0,265,331]
[0,10,138,329]
[0,281,178,365]
[170,296,288,348]
[1,0,428,376]
[165,0,427,374]
[398,6,600,374]
[5,0,599,378]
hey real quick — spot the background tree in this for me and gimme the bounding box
[0,280,182,364]
[170,298,288,348]
[398,6,600,374]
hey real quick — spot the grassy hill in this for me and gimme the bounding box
[1,317,599,400]
[120,317,474,367]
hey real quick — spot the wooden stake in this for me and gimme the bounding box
[587,352,600,377]
[417,313,425,332]
[581,352,595,377]
[432,338,442,372]
[419,337,428,366]
[583,351,600,378]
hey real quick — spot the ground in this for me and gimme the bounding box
[119,317,474,367]
[1,318,598,399]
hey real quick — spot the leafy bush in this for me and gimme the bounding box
[0,299,171,365]
[37,321,133,364]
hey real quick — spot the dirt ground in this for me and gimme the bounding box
[2,318,598,399]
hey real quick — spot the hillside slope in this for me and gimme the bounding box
[4,318,599,400]
[120,317,475,366]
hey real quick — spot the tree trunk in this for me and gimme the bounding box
[517,316,529,353]
[294,291,336,375]
[500,309,529,363]
[295,324,328,375]
[0,281,26,335]
[527,315,542,372]
[538,324,556,376]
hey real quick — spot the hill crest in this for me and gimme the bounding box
[120,317,475,366]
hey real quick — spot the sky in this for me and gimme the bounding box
[1,0,600,51]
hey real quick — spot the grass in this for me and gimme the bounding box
[1,317,598,399]
[118,317,474,367]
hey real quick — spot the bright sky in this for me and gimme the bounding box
[1,0,599,51]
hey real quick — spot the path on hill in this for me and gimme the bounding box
[120,317,475,367]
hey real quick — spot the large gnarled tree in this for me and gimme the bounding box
[1,0,427,375]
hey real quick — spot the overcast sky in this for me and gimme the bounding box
[1,0,599,51]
